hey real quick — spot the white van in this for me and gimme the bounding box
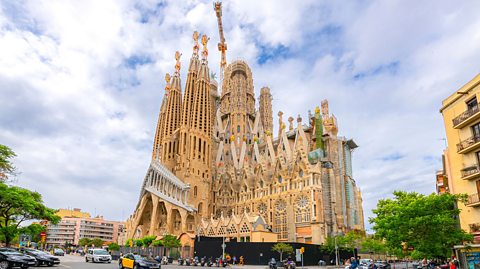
[85,248,112,263]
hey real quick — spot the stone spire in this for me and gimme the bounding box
[259,87,273,135]
[152,73,171,161]
[181,34,213,216]
[160,52,183,170]
[180,32,201,159]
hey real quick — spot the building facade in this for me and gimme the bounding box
[440,73,480,243]
[45,208,125,247]
[125,6,364,245]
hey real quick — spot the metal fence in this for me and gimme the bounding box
[117,246,166,258]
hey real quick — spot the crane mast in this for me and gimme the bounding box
[214,2,227,88]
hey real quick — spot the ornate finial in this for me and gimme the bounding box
[288,116,294,130]
[175,51,182,73]
[297,114,302,123]
[321,100,329,116]
[193,31,199,56]
[201,34,209,59]
[315,106,320,114]
[165,73,171,91]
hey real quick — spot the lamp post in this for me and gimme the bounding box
[221,236,226,259]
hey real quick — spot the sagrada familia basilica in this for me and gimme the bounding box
[125,3,364,246]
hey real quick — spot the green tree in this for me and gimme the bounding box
[135,239,144,247]
[108,242,120,251]
[141,235,157,247]
[0,182,60,246]
[0,145,16,182]
[343,231,362,256]
[91,238,104,247]
[161,234,181,255]
[320,232,362,255]
[19,223,46,243]
[78,238,92,247]
[152,239,163,246]
[125,238,134,247]
[371,191,473,259]
[272,243,293,261]
[360,237,386,257]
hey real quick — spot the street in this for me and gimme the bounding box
[53,255,416,269]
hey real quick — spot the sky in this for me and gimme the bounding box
[1,0,480,231]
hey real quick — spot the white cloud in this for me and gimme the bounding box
[1,0,479,230]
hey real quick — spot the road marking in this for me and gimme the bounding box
[59,265,71,268]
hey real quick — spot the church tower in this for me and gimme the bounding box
[259,86,273,135]
[158,52,183,171]
[179,34,213,217]
[152,74,171,161]
[179,32,201,168]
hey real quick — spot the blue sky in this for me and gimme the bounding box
[1,0,480,231]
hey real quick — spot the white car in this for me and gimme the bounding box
[85,248,112,263]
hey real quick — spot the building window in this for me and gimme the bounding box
[194,186,198,197]
[473,123,480,138]
[467,97,478,111]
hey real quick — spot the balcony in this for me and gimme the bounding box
[461,165,480,180]
[453,105,480,129]
[457,135,480,154]
[469,222,480,234]
[466,193,480,207]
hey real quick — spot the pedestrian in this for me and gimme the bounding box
[449,261,455,269]
[350,257,358,269]
[452,257,459,269]
[233,256,237,265]
[240,255,244,265]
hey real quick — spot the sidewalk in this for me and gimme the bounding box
[228,265,343,269]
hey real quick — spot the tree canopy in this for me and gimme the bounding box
[360,236,387,255]
[19,223,46,243]
[161,234,181,249]
[0,144,16,182]
[108,242,120,251]
[320,231,362,255]
[272,242,293,261]
[91,238,104,247]
[78,237,92,247]
[141,235,157,247]
[0,182,60,246]
[370,191,473,259]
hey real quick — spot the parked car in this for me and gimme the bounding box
[21,248,60,266]
[119,253,161,269]
[85,248,111,263]
[375,261,391,269]
[0,248,37,269]
[52,249,64,256]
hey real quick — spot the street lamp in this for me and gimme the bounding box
[333,231,344,267]
[221,236,226,259]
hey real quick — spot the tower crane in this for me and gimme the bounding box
[214,2,227,87]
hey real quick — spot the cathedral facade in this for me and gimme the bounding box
[125,27,364,245]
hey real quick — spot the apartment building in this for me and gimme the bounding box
[440,73,480,242]
[45,208,125,247]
